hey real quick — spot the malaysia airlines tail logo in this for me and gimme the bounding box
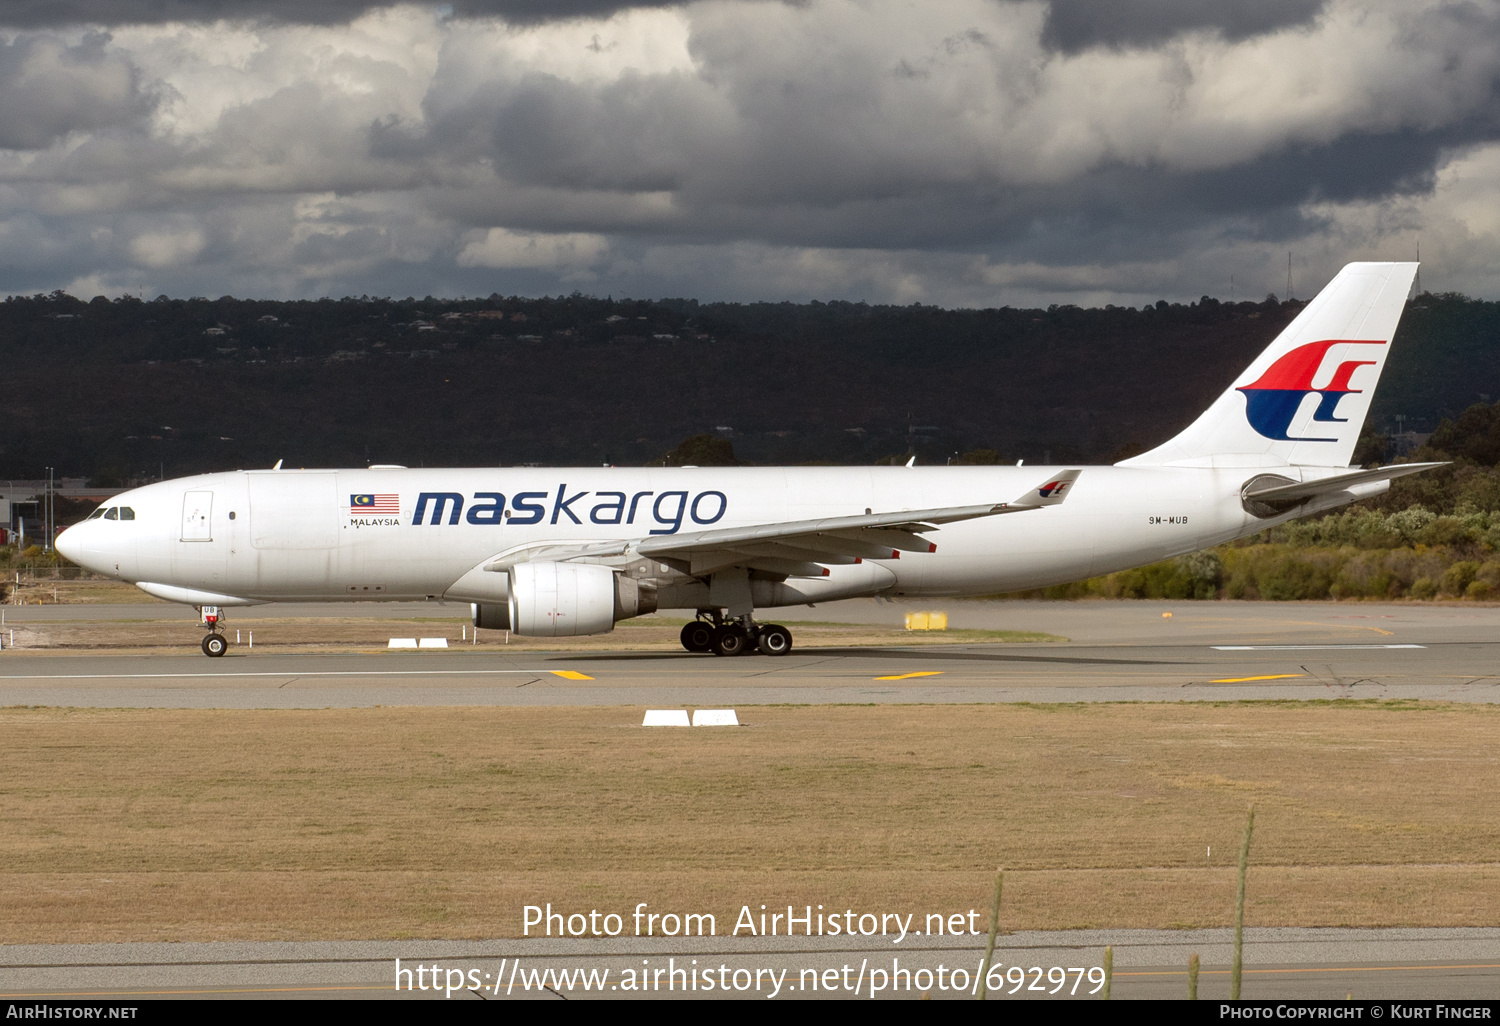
[1038,480,1070,498]
[1237,339,1385,442]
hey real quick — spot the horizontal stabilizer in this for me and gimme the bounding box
[1243,462,1446,506]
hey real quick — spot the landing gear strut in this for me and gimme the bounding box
[679,613,794,657]
[199,605,227,658]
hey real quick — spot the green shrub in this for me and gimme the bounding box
[1003,500,1500,602]
[1440,561,1481,596]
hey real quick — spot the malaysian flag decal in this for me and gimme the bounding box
[350,493,399,514]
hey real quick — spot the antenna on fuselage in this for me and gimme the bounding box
[272,459,283,470]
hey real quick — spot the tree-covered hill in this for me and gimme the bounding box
[1,288,1495,482]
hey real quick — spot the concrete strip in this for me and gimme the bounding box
[2,928,1499,999]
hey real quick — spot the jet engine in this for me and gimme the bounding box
[503,561,657,637]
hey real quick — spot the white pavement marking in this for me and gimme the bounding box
[1211,644,1427,650]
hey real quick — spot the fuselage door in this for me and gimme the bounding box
[181,491,213,542]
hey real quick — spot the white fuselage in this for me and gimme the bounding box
[57,464,1328,610]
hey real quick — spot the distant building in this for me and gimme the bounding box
[1390,431,1433,457]
[1,479,125,545]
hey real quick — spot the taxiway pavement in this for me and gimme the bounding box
[0,600,1495,707]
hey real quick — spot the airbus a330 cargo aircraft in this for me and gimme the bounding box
[57,262,1438,657]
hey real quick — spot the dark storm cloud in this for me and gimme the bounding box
[1040,0,1328,52]
[410,31,1500,256]
[0,0,682,27]
[0,0,1496,306]
[0,32,153,149]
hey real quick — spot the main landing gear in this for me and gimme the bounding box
[680,615,793,657]
[199,605,228,658]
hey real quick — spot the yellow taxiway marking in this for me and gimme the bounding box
[1210,673,1306,683]
[874,671,944,680]
[550,670,594,680]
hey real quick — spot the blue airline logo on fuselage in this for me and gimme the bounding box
[405,484,728,535]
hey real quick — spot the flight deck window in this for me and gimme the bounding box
[87,508,106,520]
[104,508,118,521]
[119,507,135,521]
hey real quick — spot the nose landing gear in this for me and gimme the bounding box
[199,605,228,658]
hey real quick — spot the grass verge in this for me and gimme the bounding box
[0,701,1496,941]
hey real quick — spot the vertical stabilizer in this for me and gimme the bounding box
[1119,262,1418,469]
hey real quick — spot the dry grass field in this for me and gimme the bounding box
[3,613,1061,654]
[0,701,1497,942]
[4,580,165,606]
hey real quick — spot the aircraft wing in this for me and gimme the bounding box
[633,469,1082,578]
[479,469,1082,578]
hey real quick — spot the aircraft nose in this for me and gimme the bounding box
[55,525,83,564]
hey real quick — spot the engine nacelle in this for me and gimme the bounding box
[506,561,657,637]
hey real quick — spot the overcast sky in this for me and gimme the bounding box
[0,0,1496,306]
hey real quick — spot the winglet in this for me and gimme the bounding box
[1010,469,1082,508]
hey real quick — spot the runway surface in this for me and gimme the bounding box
[0,600,1496,707]
[3,927,1497,1000]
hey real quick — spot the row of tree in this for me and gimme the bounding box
[4,288,1497,483]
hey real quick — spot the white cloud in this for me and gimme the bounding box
[457,227,609,269]
[1299,142,1500,299]
[129,226,206,267]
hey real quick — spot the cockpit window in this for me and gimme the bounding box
[119,507,135,521]
[103,507,118,521]
[87,507,106,520]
